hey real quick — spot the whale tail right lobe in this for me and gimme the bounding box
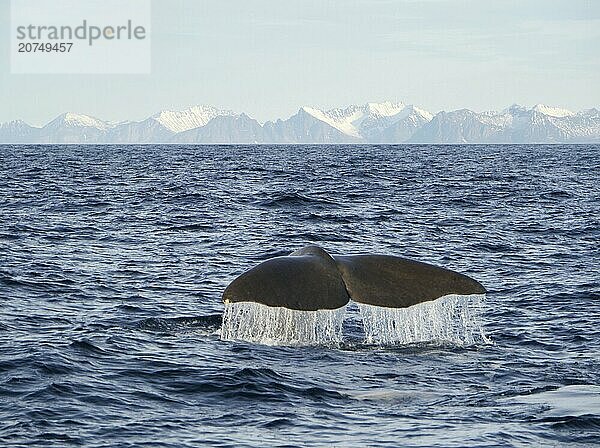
[334,255,486,309]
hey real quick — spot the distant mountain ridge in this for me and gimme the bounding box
[2,102,599,144]
[410,105,600,144]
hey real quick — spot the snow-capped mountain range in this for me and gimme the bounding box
[1,102,599,144]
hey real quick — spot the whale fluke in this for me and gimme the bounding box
[222,245,486,311]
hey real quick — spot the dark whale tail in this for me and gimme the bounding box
[222,245,485,311]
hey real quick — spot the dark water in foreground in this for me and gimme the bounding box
[1,144,599,447]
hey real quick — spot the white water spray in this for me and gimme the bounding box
[221,302,346,346]
[221,295,490,346]
[359,294,490,345]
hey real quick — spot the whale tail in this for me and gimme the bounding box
[222,245,486,311]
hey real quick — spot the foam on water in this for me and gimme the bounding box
[359,294,490,345]
[220,302,346,346]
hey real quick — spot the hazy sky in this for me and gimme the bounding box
[1,0,599,125]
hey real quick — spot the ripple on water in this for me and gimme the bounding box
[0,144,599,447]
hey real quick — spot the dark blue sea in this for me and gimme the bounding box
[1,144,599,447]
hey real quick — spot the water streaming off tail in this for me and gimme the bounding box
[359,294,490,345]
[221,302,346,346]
[221,295,490,347]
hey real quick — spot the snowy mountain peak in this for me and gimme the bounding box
[402,104,434,121]
[0,119,29,129]
[48,112,109,129]
[152,105,236,133]
[299,106,361,137]
[300,101,432,139]
[503,104,576,118]
[532,104,575,118]
[580,108,600,117]
[503,104,529,115]
[365,101,406,116]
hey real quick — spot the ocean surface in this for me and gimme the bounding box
[1,144,599,447]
